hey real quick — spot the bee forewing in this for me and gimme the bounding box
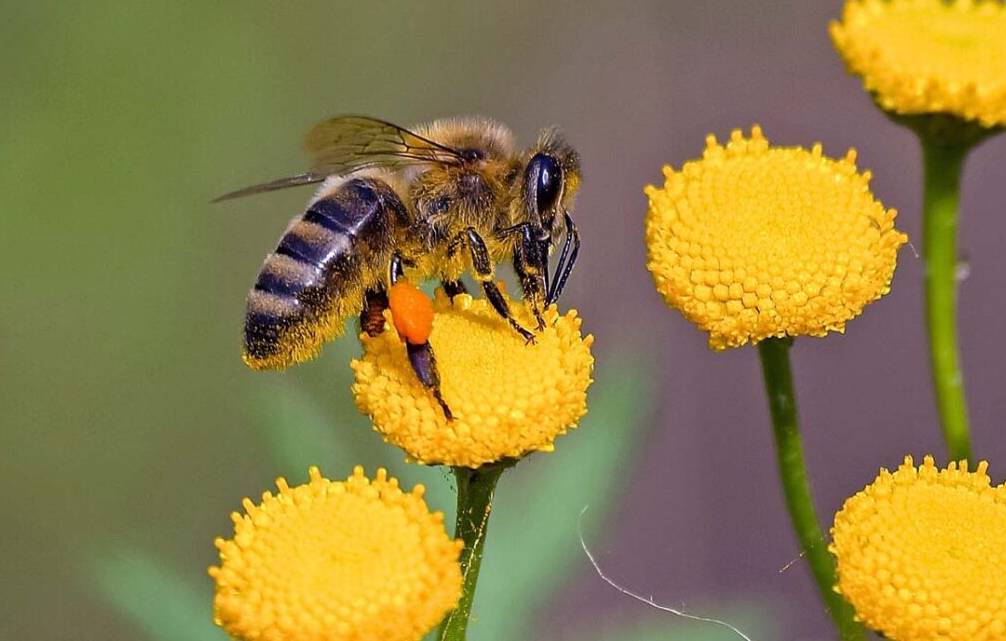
[305,115,465,177]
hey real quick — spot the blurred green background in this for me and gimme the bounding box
[5,1,1006,640]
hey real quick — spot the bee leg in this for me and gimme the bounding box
[386,259,452,419]
[464,228,536,344]
[512,223,548,330]
[406,342,452,420]
[361,251,407,338]
[360,288,389,337]
[546,211,580,306]
[441,279,468,300]
[389,252,406,285]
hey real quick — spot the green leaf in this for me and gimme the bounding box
[90,548,228,641]
[466,356,656,640]
[244,345,392,485]
[247,381,344,481]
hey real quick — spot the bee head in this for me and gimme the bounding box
[520,130,581,238]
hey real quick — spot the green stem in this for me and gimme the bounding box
[437,464,509,641]
[920,137,972,462]
[758,338,864,641]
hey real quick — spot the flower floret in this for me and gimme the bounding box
[352,289,594,468]
[831,455,1006,640]
[645,126,906,349]
[209,466,463,641]
[831,0,1006,128]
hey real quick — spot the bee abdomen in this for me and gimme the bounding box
[243,177,405,370]
[244,290,303,365]
[254,252,325,296]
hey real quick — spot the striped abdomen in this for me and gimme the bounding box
[243,178,405,370]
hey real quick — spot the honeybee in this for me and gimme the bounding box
[216,115,581,415]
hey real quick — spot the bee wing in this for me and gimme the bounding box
[304,115,466,173]
[213,116,466,203]
[211,172,328,203]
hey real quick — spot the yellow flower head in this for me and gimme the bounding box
[644,127,906,350]
[831,455,1006,640]
[831,0,1006,128]
[209,466,463,641]
[352,289,594,468]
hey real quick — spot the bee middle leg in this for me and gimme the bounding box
[441,279,468,300]
[462,227,536,343]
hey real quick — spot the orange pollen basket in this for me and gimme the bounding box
[388,281,434,344]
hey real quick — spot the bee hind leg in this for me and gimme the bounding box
[384,264,453,420]
[406,342,452,420]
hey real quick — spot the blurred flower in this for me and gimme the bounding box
[352,289,593,468]
[831,455,1006,640]
[210,466,462,641]
[644,126,906,350]
[831,0,1006,129]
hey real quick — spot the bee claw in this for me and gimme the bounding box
[435,392,453,420]
[441,279,468,302]
[514,324,536,345]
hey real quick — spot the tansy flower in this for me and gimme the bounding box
[831,0,1006,129]
[645,126,906,350]
[209,466,463,641]
[830,455,1006,640]
[352,289,594,468]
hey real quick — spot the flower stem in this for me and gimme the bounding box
[757,338,864,641]
[920,136,972,462]
[437,463,509,641]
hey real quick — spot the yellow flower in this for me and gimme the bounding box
[831,0,1006,128]
[644,126,906,350]
[209,466,463,641]
[830,455,1006,640]
[352,289,594,468]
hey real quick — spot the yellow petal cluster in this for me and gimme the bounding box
[209,466,463,641]
[644,126,906,350]
[352,289,594,468]
[831,455,1006,640]
[831,0,1006,128]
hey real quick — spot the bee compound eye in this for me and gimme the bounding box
[533,154,563,215]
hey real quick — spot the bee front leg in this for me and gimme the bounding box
[463,228,536,344]
[511,223,548,331]
[546,211,580,306]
